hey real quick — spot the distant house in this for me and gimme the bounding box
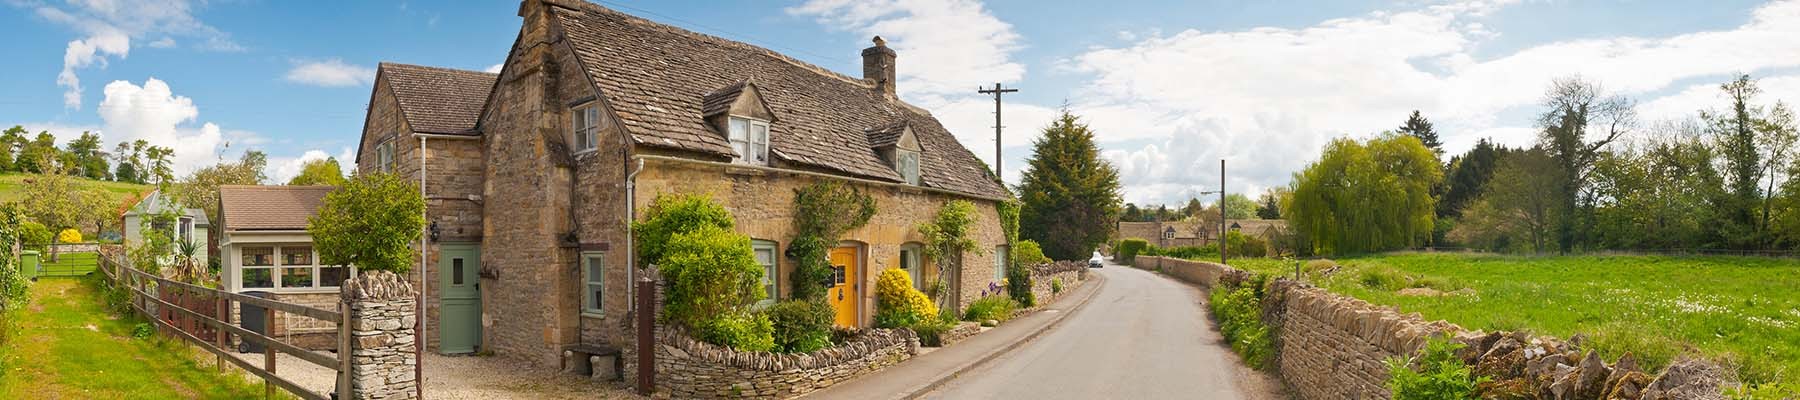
[1117,218,1288,248]
[216,185,345,349]
[121,190,209,260]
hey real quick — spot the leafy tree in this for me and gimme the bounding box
[16,131,60,174]
[1451,147,1563,254]
[0,126,24,173]
[1588,126,1725,250]
[171,150,266,238]
[1706,74,1769,248]
[1222,193,1257,220]
[1536,76,1635,253]
[1255,188,1284,220]
[1287,133,1441,254]
[1017,110,1124,260]
[16,169,112,260]
[634,193,736,269]
[113,140,148,184]
[1758,104,1797,243]
[307,172,425,273]
[1397,110,1443,158]
[1180,198,1204,219]
[1122,203,1144,223]
[145,145,175,185]
[64,131,109,180]
[288,157,348,186]
[1437,138,1511,218]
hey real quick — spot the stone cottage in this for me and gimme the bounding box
[1117,219,1289,248]
[351,0,1011,369]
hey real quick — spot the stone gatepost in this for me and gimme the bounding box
[342,270,419,400]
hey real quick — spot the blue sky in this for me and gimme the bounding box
[6,0,1799,205]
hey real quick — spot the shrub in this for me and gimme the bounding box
[57,228,82,244]
[1728,382,1799,400]
[1211,283,1273,369]
[0,207,30,312]
[132,322,153,339]
[634,193,736,269]
[763,299,834,353]
[309,172,425,273]
[1014,240,1051,266]
[1051,278,1064,294]
[875,268,938,329]
[1148,244,1220,260]
[962,295,1019,322]
[1006,248,1036,308]
[19,221,51,248]
[1116,238,1148,263]
[1358,267,1407,291]
[911,317,957,347]
[659,225,764,333]
[1225,231,1268,258]
[1384,335,1489,400]
[694,311,775,352]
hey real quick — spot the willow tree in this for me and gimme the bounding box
[1286,133,1441,255]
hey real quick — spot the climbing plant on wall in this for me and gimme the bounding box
[0,205,30,314]
[918,200,983,311]
[997,200,1034,307]
[787,182,876,301]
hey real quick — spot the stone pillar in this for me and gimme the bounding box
[343,270,419,400]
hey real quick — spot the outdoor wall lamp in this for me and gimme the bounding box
[429,222,440,242]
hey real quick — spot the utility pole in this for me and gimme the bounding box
[978,83,1018,177]
[1220,159,1227,266]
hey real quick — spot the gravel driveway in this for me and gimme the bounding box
[230,350,640,399]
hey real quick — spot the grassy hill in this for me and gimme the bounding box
[0,173,152,208]
[1231,253,1800,387]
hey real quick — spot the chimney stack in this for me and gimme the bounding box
[861,36,896,97]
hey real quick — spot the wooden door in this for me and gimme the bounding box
[828,246,860,328]
[438,244,482,354]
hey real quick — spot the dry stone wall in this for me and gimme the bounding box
[620,321,918,399]
[1027,261,1090,306]
[344,271,419,400]
[1130,256,1730,400]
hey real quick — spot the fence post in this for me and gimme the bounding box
[635,277,655,396]
[216,296,228,373]
[265,303,276,400]
[337,299,353,400]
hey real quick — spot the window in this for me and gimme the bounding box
[896,150,920,185]
[1163,228,1176,240]
[994,245,1009,283]
[728,116,770,165]
[376,141,396,173]
[178,217,193,243]
[572,104,600,152]
[752,241,778,305]
[900,244,924,291]
[241,246,274,289]
[582,252,604,316]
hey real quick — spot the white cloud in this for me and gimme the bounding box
[484,63,504,74]
[28,0,243,109]
[788,0,1025,102]
[268,149,333,184]
[285,59,376,87]
[97,78,248,176]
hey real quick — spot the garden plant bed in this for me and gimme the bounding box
[1229,253,1800,387]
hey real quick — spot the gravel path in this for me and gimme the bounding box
[230,350,640,399]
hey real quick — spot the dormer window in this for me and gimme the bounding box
[572,104,600,153]
[895,149,920,185]
[729,116,769,166]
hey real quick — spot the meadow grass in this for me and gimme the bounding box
[0,276,272,399]
[0,173,150,205]
[36,252,99,276]
[1230,253,1800,386]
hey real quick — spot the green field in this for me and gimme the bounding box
[35,252,99,277]
[0,173,151,206]
[1229,253,1800,386]
[0,276,270,398]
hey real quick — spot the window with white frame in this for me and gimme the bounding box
[572,104,600,152]
[582,252,604,316]
[1162,228,1176,240]
[728,116,769,166]
[900,243,924,291]
[241,246,274,289]
[752,240,778,305]
[178,217,193,243]
[279,245,316,289]
[994,245,1009,283]
[895,150,920,185]
[376,141,396,173]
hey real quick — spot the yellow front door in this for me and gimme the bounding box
[828,246,860,328]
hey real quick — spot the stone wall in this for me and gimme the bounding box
[272,292,342,351]
[621,322,919,399]
[1027,260,1089,306]
[1131,256,1729,400]
[933,322,982,347]
[344,271,419,400]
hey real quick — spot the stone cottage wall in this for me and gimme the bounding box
[1131,256,1728,400]
[343,270,419,400]
[620,321,919,399]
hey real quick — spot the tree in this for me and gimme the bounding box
[288,157,348,186]
[1287,133,1441,254]
[1397,110,1442,158]
[0,125,24,173]
[145,144,176,185]
[170,150,267,237]
[1437,138,1511,218]
[1122,203,1144,223]
[16,131,60,174]
[308,172,424,273]
[1451,148,1563,254]
[1222,193,1257,220]
[1017,110,1124,260]
[16,168,112,261]
[1255,190,1282,220]
[64,131,109,180]
[113,140,148,184]
[1180,198,1204,219]
[1587,124,1724,250]
[1536,76,1635,253]
[1760,104,1798,243]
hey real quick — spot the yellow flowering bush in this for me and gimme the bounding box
[57,229,83,244]
[875,268,938,328]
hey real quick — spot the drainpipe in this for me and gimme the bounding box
[416,135,428,399]
[625,158,644,310]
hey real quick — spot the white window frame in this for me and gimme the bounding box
[728,116,770,166]
[994,245,1009,283]
[240,246,275,290]
[1163,228,1176,240]
[896,149,920,185]
[572,104,600,153]
[582,251,605,316]
[376,141,396,173]
[240,244,348,292]
[752,240,779,306]
[900,243,924,291]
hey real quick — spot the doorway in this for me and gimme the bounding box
[438,243,482,354]
[827,246,861,328]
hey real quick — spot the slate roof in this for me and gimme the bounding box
[864,122,908,148]
[700,81,749,117]
[218,185,336,231]
[125,190,210,225]
[380,63,498,135]
[548,2,1009,199]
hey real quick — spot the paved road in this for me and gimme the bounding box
[923,260,1284,400]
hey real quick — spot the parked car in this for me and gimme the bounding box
[1089,251,1105,268]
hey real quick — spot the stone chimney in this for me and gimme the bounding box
[861,36,897,97]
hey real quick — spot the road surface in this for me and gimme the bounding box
[923,260,1285,399]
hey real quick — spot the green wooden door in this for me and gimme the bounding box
[438,244,482,354]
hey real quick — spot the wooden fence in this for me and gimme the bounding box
[99,254,352,400]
